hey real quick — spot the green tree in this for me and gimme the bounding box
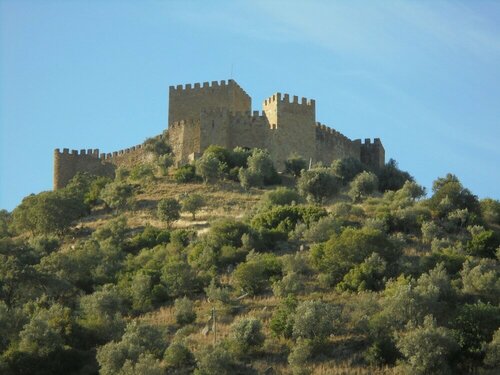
[484,328,500,368]
[12,190,86,235]
[181,194,205,220]
[174,164,197,183]
[297,168,340,203]
[196,154,222,183]
[292,300,340,345]
[348,171,379,202]
[100,181,135,211]
[396,315,459,375]
[331,157,366,184]
[285,153,307,177]
[376,158,414,192]
[260,187,303,208]
[230,318,265,356]
[174,297,196,325]
[157,198,181,228]
[144,135,172,156]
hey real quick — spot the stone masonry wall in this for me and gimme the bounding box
[54,79,385,189]
[168,79,251,124]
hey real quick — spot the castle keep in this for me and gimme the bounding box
[54,79,384,189]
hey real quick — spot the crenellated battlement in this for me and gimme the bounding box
[315,122,351,143]
[263,92,315,108]
[54,78,385,189]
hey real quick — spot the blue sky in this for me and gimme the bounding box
[1,0,499,211]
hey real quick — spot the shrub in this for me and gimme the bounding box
[285,153,307,177]
[161,260,200,298]
[260,187,303,208]
[126,225,170,252]
[460,258,499,303]
[427,173,480,217]
[288,338,313,375]
[129,164,155,182]
[272,272,304,297]
[181,194,205,220]
[269,297,297,341]
[331,157,367,184]
[144,136,171,156]
[376,158,413,192]
[451,302,500,359]
[247,149,280,185]
[100,181,135,211]
[174,297,197,325]
[396,315,459,375]
[174,164,197,183]
[233,252,281,295]
[196,154,223,183]
[194,344,241,375]
[164,341,194,369]
[297,168,340,203]
[157,198,181,228]
[251,205,327,234]
[230,318,265,356]
[12,190,87,235]
[311,227,399,286]
[229,146,252,168]
[336,253,387,292]
[292,300,340,344]
[484,328,500,368]
[480,198,500,225]
[466,226,498,258]
[348,171,379,202]
[157,153,174,175]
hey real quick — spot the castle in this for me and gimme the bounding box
[54,79,385,189]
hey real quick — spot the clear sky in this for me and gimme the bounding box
[1,0,499,211]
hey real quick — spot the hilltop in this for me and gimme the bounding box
[1,142,499,375]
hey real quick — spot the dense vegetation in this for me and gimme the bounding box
[1,140,499,374]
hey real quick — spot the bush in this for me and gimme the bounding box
[292,300,340,344]
[297,168,340,203]
[196,154,223,183]
[484,328,500,368]
[396,315,459,375]
[100,181,135,211]
[336,253,387,292]
[247,149,280,184]
[285,153,307,177]
[126,225,170,252]
[181,194,205,220]
[230,318,265,356]
[480,198,500,225]
[229,147,252,168]
[174,297,197,325]
[157,198,181,228]
[288,339,313,375]
[348,171,379,202]
[164,341,194,369]
[428,174,480,217]
[451,302,500,359]
[376,158,413,192]
[238,167,262,189]
[251,204,327,234]
[460,258,499,303]
[194,344,241,375]
[129,164,155,182]
[174,164,197,183]
[157,153,174,175]
[466,226,499,258]
[260,187,303,208]
[270,295,298,338]
[331,157,367,184]
[233,252,281,295]
[12,190,87,235]
[311,227,399,286]
[144,136,171,156]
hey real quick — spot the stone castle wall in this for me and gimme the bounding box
[54,79,385,189]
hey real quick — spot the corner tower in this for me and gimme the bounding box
[263,93,316,169]
[168,79,251,125]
